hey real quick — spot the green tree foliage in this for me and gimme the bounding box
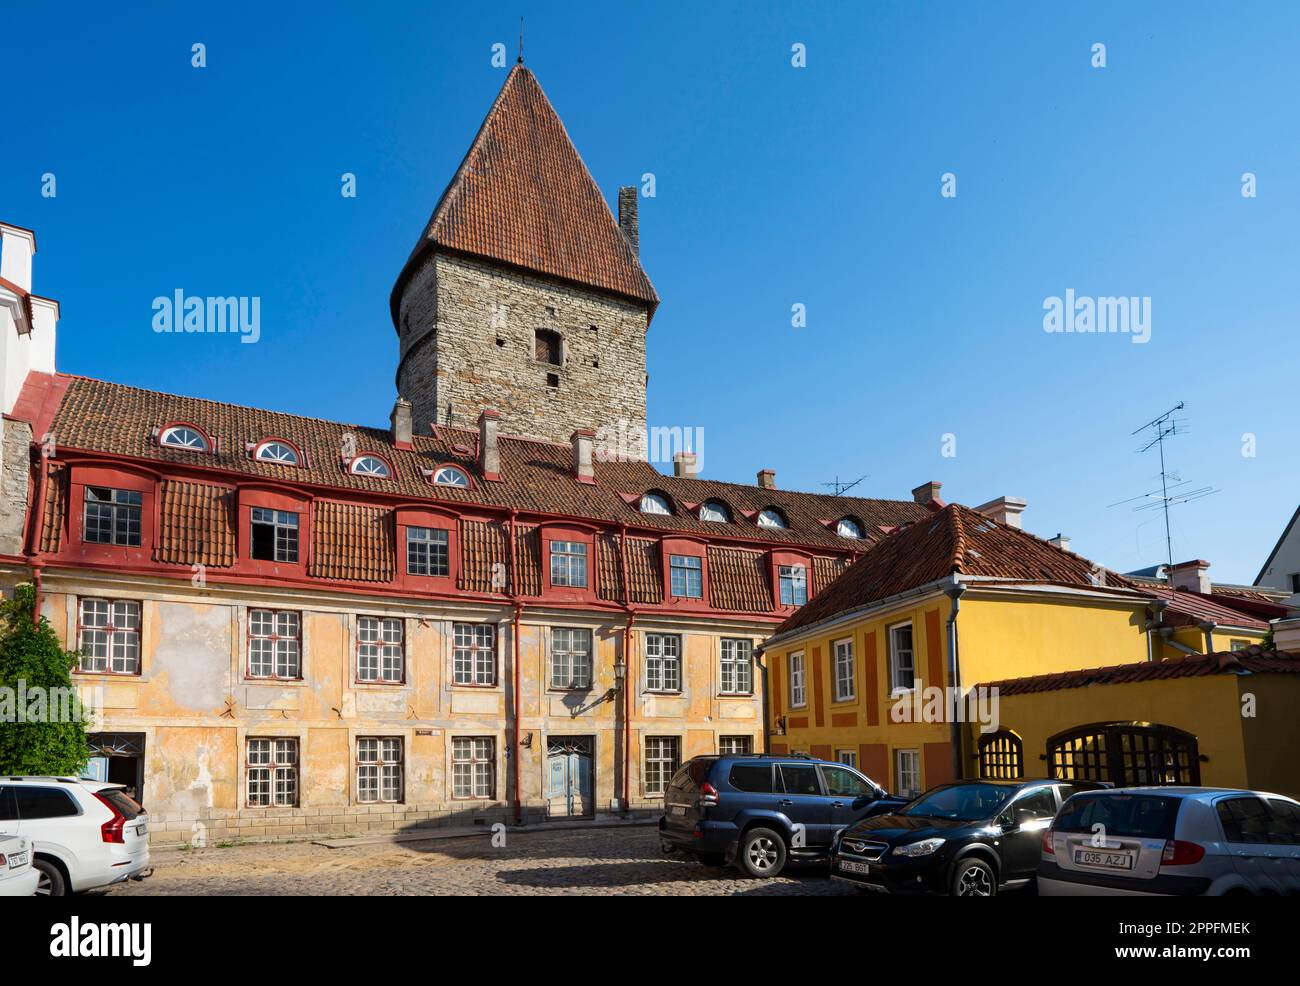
[0,583,90,774]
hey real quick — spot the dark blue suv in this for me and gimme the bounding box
[658,754,904,877]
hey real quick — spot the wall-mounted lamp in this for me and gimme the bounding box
[520,732,533,749]
[613,659,627,690]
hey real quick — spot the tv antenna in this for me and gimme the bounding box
[821,474,867,497]
[1107,402,1217,574]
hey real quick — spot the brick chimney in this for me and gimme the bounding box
[390,397,413,449]
[974,496,1027,529]
[911,481,943,506]
[674,451,699,479]
[571,429,595,484]
[757,468,776,490]
[478,410,501,481]
[1048,533,1071,552]
[1169,559,1212,595]
[618,187,638,255]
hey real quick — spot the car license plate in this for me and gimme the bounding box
[136,822,148,836]
[1073,848,1134,870]
[839,859,872,875]
[8,851,27,868]
[669,805,685,816]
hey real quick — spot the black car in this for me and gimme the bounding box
[658,754,905,877]
[831,779,1105,896]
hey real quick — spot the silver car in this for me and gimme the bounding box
[1039,787,1300,896]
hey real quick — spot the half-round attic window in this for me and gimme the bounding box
[349,455,391,478]
[836,517,864,539]
[254,440,299,466]
[699,499,731,523]
[757,507,788,529]
[159,424,210,453]
[433,465,470,488]
[639,492,673,515]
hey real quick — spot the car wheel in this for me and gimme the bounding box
[951,858,996,897]
[696,852,726,867]
[738,827,787,878]
[33,859,67,897]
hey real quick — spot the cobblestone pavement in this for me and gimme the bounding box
[101,825,859,896]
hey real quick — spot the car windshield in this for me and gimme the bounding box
[901,783,1015,821]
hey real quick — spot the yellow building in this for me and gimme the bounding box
[759,503,1272,797]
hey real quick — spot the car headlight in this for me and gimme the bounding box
[891,838,945,857]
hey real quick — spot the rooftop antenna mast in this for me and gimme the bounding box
[518,17,524,63]
[1107,402,1217,575]
[821,474,867,497]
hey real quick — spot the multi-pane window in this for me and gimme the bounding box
[250,507,298,563]
[895,749,921,799]
[83,487,142,546]
[669,555,703,598]
[453,624,496,686]
[357,617,403,683]
[889,622,915,692]
[645,633,681,692]
[644,736,681,795]
[550,541,588,587]
[406,527,449,577]
[719,735,752,755]
[551,628,593,689]
[248,609,301,679]
[788,651,806,707]
[720,638,753,695]
[451,737,495,799]
[837,750,858,769]
[833,638,855,701]
[778,565,808,606]
[247,738,298,807]
[78,598,141,674]
[356,737,403,804]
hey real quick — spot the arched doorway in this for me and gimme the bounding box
[1046,722,1200,787]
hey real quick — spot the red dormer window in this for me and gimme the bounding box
[158,422,213,454]
[348,454,392,479]
[253,439,301,466]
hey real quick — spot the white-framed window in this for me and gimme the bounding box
[254,440,299,466]
[83,486,142,546]
[645,633,681,692]
[644,736,681,795]
[757,507,787,529]
[551,627,593,690]
[77,598,141,674]
[453,623,496,686]
[357,616,403,683]
[356,737,403,804]
[833,637,855,701]
[835,517,863,539]
[1229,639,1250,652]
[719,638,753,695]
[248,609,301,679]
[719,735,752,755]
[550,540,588,587]
[888,622,915,692]
[451,737,495,799]
[837,749,858,768]
[349,455,390,478]
[406,527,449,576]
[247,738,298,807]
[788,651,806,708]
[159,424,210,453]
[895,749,921,799]
[699,500,731,523]
[778,565,808,606]
[433,465,470,488]
[639,492,672,515]
[250,507,299,563]
[669,554,703,598]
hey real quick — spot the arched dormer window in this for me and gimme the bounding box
[835,517,864,539]
[757,507,788,529]
[699,499,731,523]
[159,424,211,453]
[639,491,673,515]
[432,465,471,488]
[254,440,300,466]
[349,455,391,478]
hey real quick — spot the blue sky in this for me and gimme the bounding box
[2,1,1295,583]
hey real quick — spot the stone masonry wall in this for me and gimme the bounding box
[397,252,649,445]
[0,419,31,557]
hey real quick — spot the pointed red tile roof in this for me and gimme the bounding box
[391,65,657,324]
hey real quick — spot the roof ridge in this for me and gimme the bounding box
[948,502,968,574]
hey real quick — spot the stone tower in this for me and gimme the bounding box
[390,65,658,446]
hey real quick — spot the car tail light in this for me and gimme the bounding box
[95,791,127,844]
[1041,827,1055,855]
[700,782,719,807]
[1161,840,1205,866]
[0,853,6,867]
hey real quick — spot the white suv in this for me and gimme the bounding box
[0,834,38,896]
[0,777,151,895]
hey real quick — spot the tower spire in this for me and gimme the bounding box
[518,17,524,64]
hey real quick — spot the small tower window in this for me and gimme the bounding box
[535,329,562,366]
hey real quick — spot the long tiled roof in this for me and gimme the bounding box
[772,503,1144,637]
[978,646,1300,696]
[391,64,657,321]
[45,374,926,553]
[1150,586,1270,631]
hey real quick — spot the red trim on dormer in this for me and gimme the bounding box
[769,547,815,614]
[346,451,398,481]
[422,462,477,491]
[537,522,600,604]
[394,505,459,589]
[235,487,311,580]
[251,436,305,468]
[156,420,215,455]
[660,535,711,613]
[62,462,157,569]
